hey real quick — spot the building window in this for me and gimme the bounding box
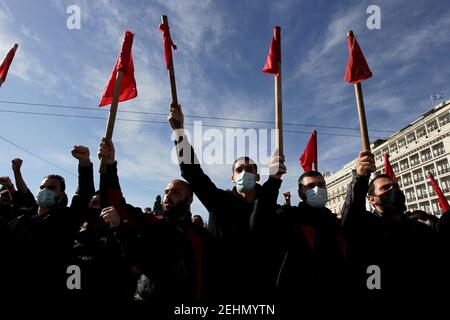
[406,187,416,201]
[439,113,450,126]
[416,184,427,200]
[420,149,432,162]
[407,133,416,143]
[413,169,424,183]
[427,120,438,133]
[437,159,450,175]
[398,138,406,148]
[390,143,398,153]
[400,159,410,171]
[419,201,431,213]
[403,173,413,186]
[416,126,427,138]
[409,154,420,166]
[440,177,450,193]
[424,164,436,177]
[432,142,445,157]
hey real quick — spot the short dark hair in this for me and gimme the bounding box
[171,179,193,199]
[298,170,324,186]
[45,174,66,192]
[368,174,393,195]
[232,156,257,174]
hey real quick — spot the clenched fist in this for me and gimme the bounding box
[11,158,23,172]
[71,145,90,165]
[168,103,184,130]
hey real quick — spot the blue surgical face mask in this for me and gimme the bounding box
[305,186,328,208]
[235,171,256,193]
[36,188,56,208]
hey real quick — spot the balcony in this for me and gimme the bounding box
[417,194,427,200]
[407,196,417,202]
[433,149,445,157]
[403,180,413,186]
[414,176,424,182]
[438,167,450,175]
[421,154,433,162]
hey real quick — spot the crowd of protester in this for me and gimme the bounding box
[1,104,449,314]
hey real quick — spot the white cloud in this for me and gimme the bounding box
[20,24,41,45]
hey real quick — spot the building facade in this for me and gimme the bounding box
[325,100,450,217]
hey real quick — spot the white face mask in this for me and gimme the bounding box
[305,186,328,208]
[235,171,256,193]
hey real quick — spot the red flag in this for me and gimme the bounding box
[344,33,372,83]
[428,172,450,214]
[99,30,137,107]
[0,45,17,87]
[300,130,318,172]
[262,26,281,76]
[383,153,397,183]
[158,22,177,70]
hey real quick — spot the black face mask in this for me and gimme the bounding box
[379,187,406,213]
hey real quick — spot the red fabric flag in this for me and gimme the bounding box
[262,26,281,76]
[428,172,450,214]
[300,130,318,172]
[383,153,398,183]
[0,46,17,87]
[99,30,138,107]
[344,33,372,83]
[158,22,177,70]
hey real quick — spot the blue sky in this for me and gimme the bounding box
[1,0,450,221]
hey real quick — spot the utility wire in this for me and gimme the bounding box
[0,135,76,176]
[0,109,385,139]
[0,99,395,133]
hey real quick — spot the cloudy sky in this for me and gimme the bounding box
[1,0,449,220]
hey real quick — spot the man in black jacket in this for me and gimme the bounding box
[2,149,99,301]
[252,170,348,313]
[168,103,286,301]
[341,151,441,305]
[97,139,216,303]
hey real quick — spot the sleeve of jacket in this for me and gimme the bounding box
[99,161,150,230]
[11,188,37,211]
[250,177,282,232]
[175,133,227,212]
[341,170,370,230]
[70,162,95,209]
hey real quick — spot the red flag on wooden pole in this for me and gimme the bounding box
[99,31,137,107]
[344,34,372,83]
[262,26,281,76]
[383,153,397,183]
[99,31,137,173]
[0,44,18,87]
[263,26,283,157]
[300,130,318,172]
[428,172,450,214]
[158,20,177,70]
[159,15,179,107]
[344,31,372,152]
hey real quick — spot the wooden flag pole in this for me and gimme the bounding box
[275,28,283,157]
[162,15,179,107]
[99,70,124,173]
[314,130,318,171]
[349,31,371,152]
